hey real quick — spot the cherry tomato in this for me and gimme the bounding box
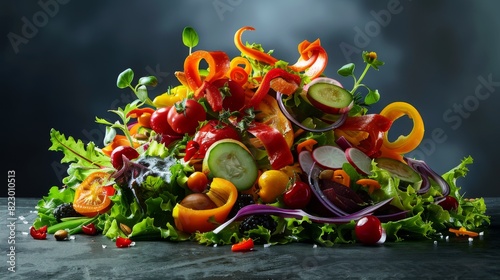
[438,196,459,211]
[192,120,241,158]
[231,238,254,252]
[283,181,312,209]
[258,170,290,203]
[187,172,209,193]
[167,99,206,135]
[355,215,383,245]
[82,223,98,235]
[73,172,113,217]
[150,107,177,135]
[110,145,139,169]
[116,236,133,248]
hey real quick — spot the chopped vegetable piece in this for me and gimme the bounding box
[449,227,479,237]
[296,139,318,154]
[231,238,254,252]
[356,178,381,194]
[333,169,350,187]
[30,225,47,240]
[116,236,133,248]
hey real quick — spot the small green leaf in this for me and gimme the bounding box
[117,68,134,89]
[364,89,381,105]
[337,63,355,77]
[103,127,117,146]
[136,85,149,103]
[182,26,199,49]
[138,76,158,87]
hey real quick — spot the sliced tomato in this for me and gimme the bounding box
[73,171,113,217]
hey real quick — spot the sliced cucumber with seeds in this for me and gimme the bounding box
[202,139,258,191]
[307,83,353,114]
[374,157,422,184]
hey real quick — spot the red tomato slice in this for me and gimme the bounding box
[73,172,113,217]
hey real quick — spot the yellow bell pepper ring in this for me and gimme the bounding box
[379,101,425,154]
[172,178,238,234]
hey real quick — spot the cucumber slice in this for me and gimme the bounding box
[374,157,422,184]
[307,83,353,114]
[202,139,258,191]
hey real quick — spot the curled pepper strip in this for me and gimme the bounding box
[336,114,393,157]
[246,122,294,170]
[227,56,252,86]
[246,68,301,110]
[379,102,424,155]
[184,50,230,93]
[234,26,278,66]
[289,39,328,80]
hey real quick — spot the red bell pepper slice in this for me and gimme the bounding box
[337,114,393,157]
[30,225,47,240]
[184,140,200,162]
[231,238,254,252]
[194,80,224,112]
[246,68,300,110]
[246,122,294,170]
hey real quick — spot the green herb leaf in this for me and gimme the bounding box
[117,68,134,89]
[138,76,158,87]
[136,85,149,103]
[103,126,117,146]
[182,26,199,49]
[364,89,380,105]
[337,63,355,77]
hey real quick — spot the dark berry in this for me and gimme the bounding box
[53,203,82,222]
[239,214,277,234]
[228,194,255,218]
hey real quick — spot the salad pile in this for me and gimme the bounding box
[32,26,490,248]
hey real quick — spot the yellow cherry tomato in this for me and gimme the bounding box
[379,101,424,155]
[152,85,188,108]
[258,170,290,203]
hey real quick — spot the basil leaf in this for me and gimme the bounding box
[364,89,380,105]
[138,76,158,87]
[337,63,355,77]
[117,68,134,89]
[182,26,199,48]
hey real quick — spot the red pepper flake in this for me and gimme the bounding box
[231,238,254,252]
[30,225,47,240]
[116,236,133,248]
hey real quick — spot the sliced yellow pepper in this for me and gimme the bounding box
[172,178,237,234]
[152,85,188,108]
[379,101,424,155]
[255,95,294,148]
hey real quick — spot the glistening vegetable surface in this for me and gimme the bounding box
[32,26,489,249]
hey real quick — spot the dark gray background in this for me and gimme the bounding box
[3,0,499,198]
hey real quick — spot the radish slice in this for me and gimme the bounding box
[312,145,348,169]
[298,151,315,175]
[345,147,372,175]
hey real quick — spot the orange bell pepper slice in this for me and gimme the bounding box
[184,50,230,92]
[172,178,238,233]
[356,178,381,194]
[234,26,278,66]
[296,139,318,154]
[333,170,351,187]
[101,135,140,156]
[289,39,328,80]
[379,102,425,155]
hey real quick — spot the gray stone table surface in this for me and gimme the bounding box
[1,198,499,280]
